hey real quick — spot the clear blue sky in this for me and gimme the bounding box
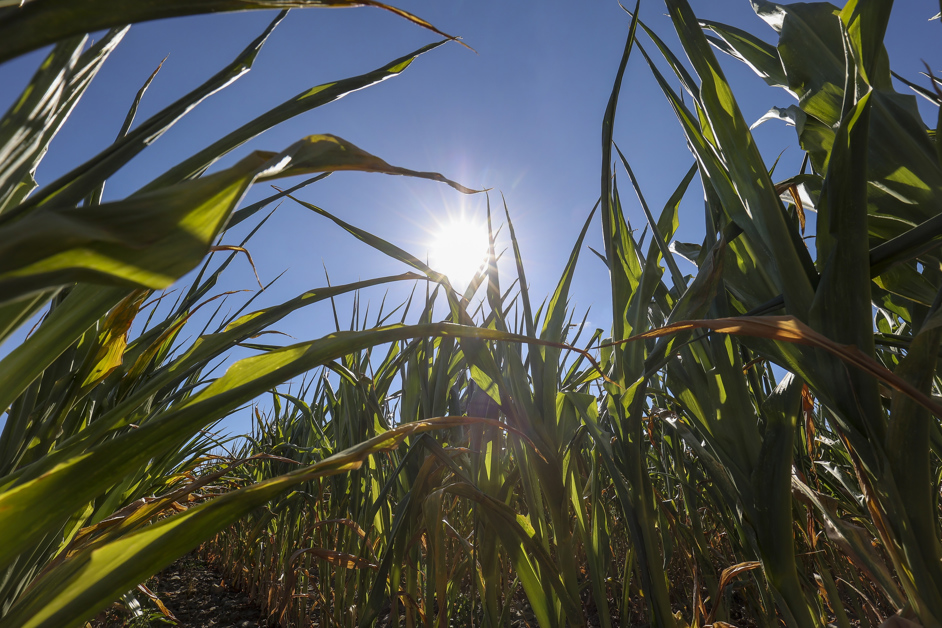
[0,1,938,431]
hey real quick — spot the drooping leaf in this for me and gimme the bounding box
[21,13,287,210]
[0,0,461,64]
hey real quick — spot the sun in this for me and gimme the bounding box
[427,217,490,286]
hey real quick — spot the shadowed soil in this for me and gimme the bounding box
[92,553,267,627]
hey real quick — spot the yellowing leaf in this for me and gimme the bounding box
[79,291,146,390]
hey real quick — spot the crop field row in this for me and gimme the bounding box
[0,1,940,627]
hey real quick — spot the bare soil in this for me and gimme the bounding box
[91,553,268,627]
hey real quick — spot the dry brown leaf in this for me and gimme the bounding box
[210,245,262,288]
[136,583,177,621]
[609,315,942,419]
[705,561,761,625]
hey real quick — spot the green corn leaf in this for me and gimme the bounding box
[809,88,883,447]
[443,482,583,628]
[1,417,487,628]
[614,147,693,290]
[759,1,846,126]
[0,284,129,426]
[144,40,449,191]
[873,263,939,306]
[870,211,942,276]
[535,201,598,434]
[21,13,287,210]
[600,0,640,363]
[84,53,168,208]
[635,42,781,311]
[503,194,536,337]
[791,477,907,610]
[700,19,788,88]
[0,27,128,212]
[0,0,460,65]
[730,1,942,229]
[628,314,942,421]
[0,134,473,303]
[885,300,942,620]
[839,0,894,91]
[259,135,478,193]
[0,289,55,346]
[626,11,699,100]
[0,134,473,429]
[0,154,264,304]
[48,273,425,457]
[0,321,609,574]
[665,0,815,318]
[751,374,820,627]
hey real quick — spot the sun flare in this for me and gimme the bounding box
[427,218,490,285]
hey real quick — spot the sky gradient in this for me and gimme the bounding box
[0,0,938,430]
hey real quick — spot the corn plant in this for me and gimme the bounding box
[606,0,942,625]
[0,3,491,626]
[4,0,942,626]
[207,1,942,626]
